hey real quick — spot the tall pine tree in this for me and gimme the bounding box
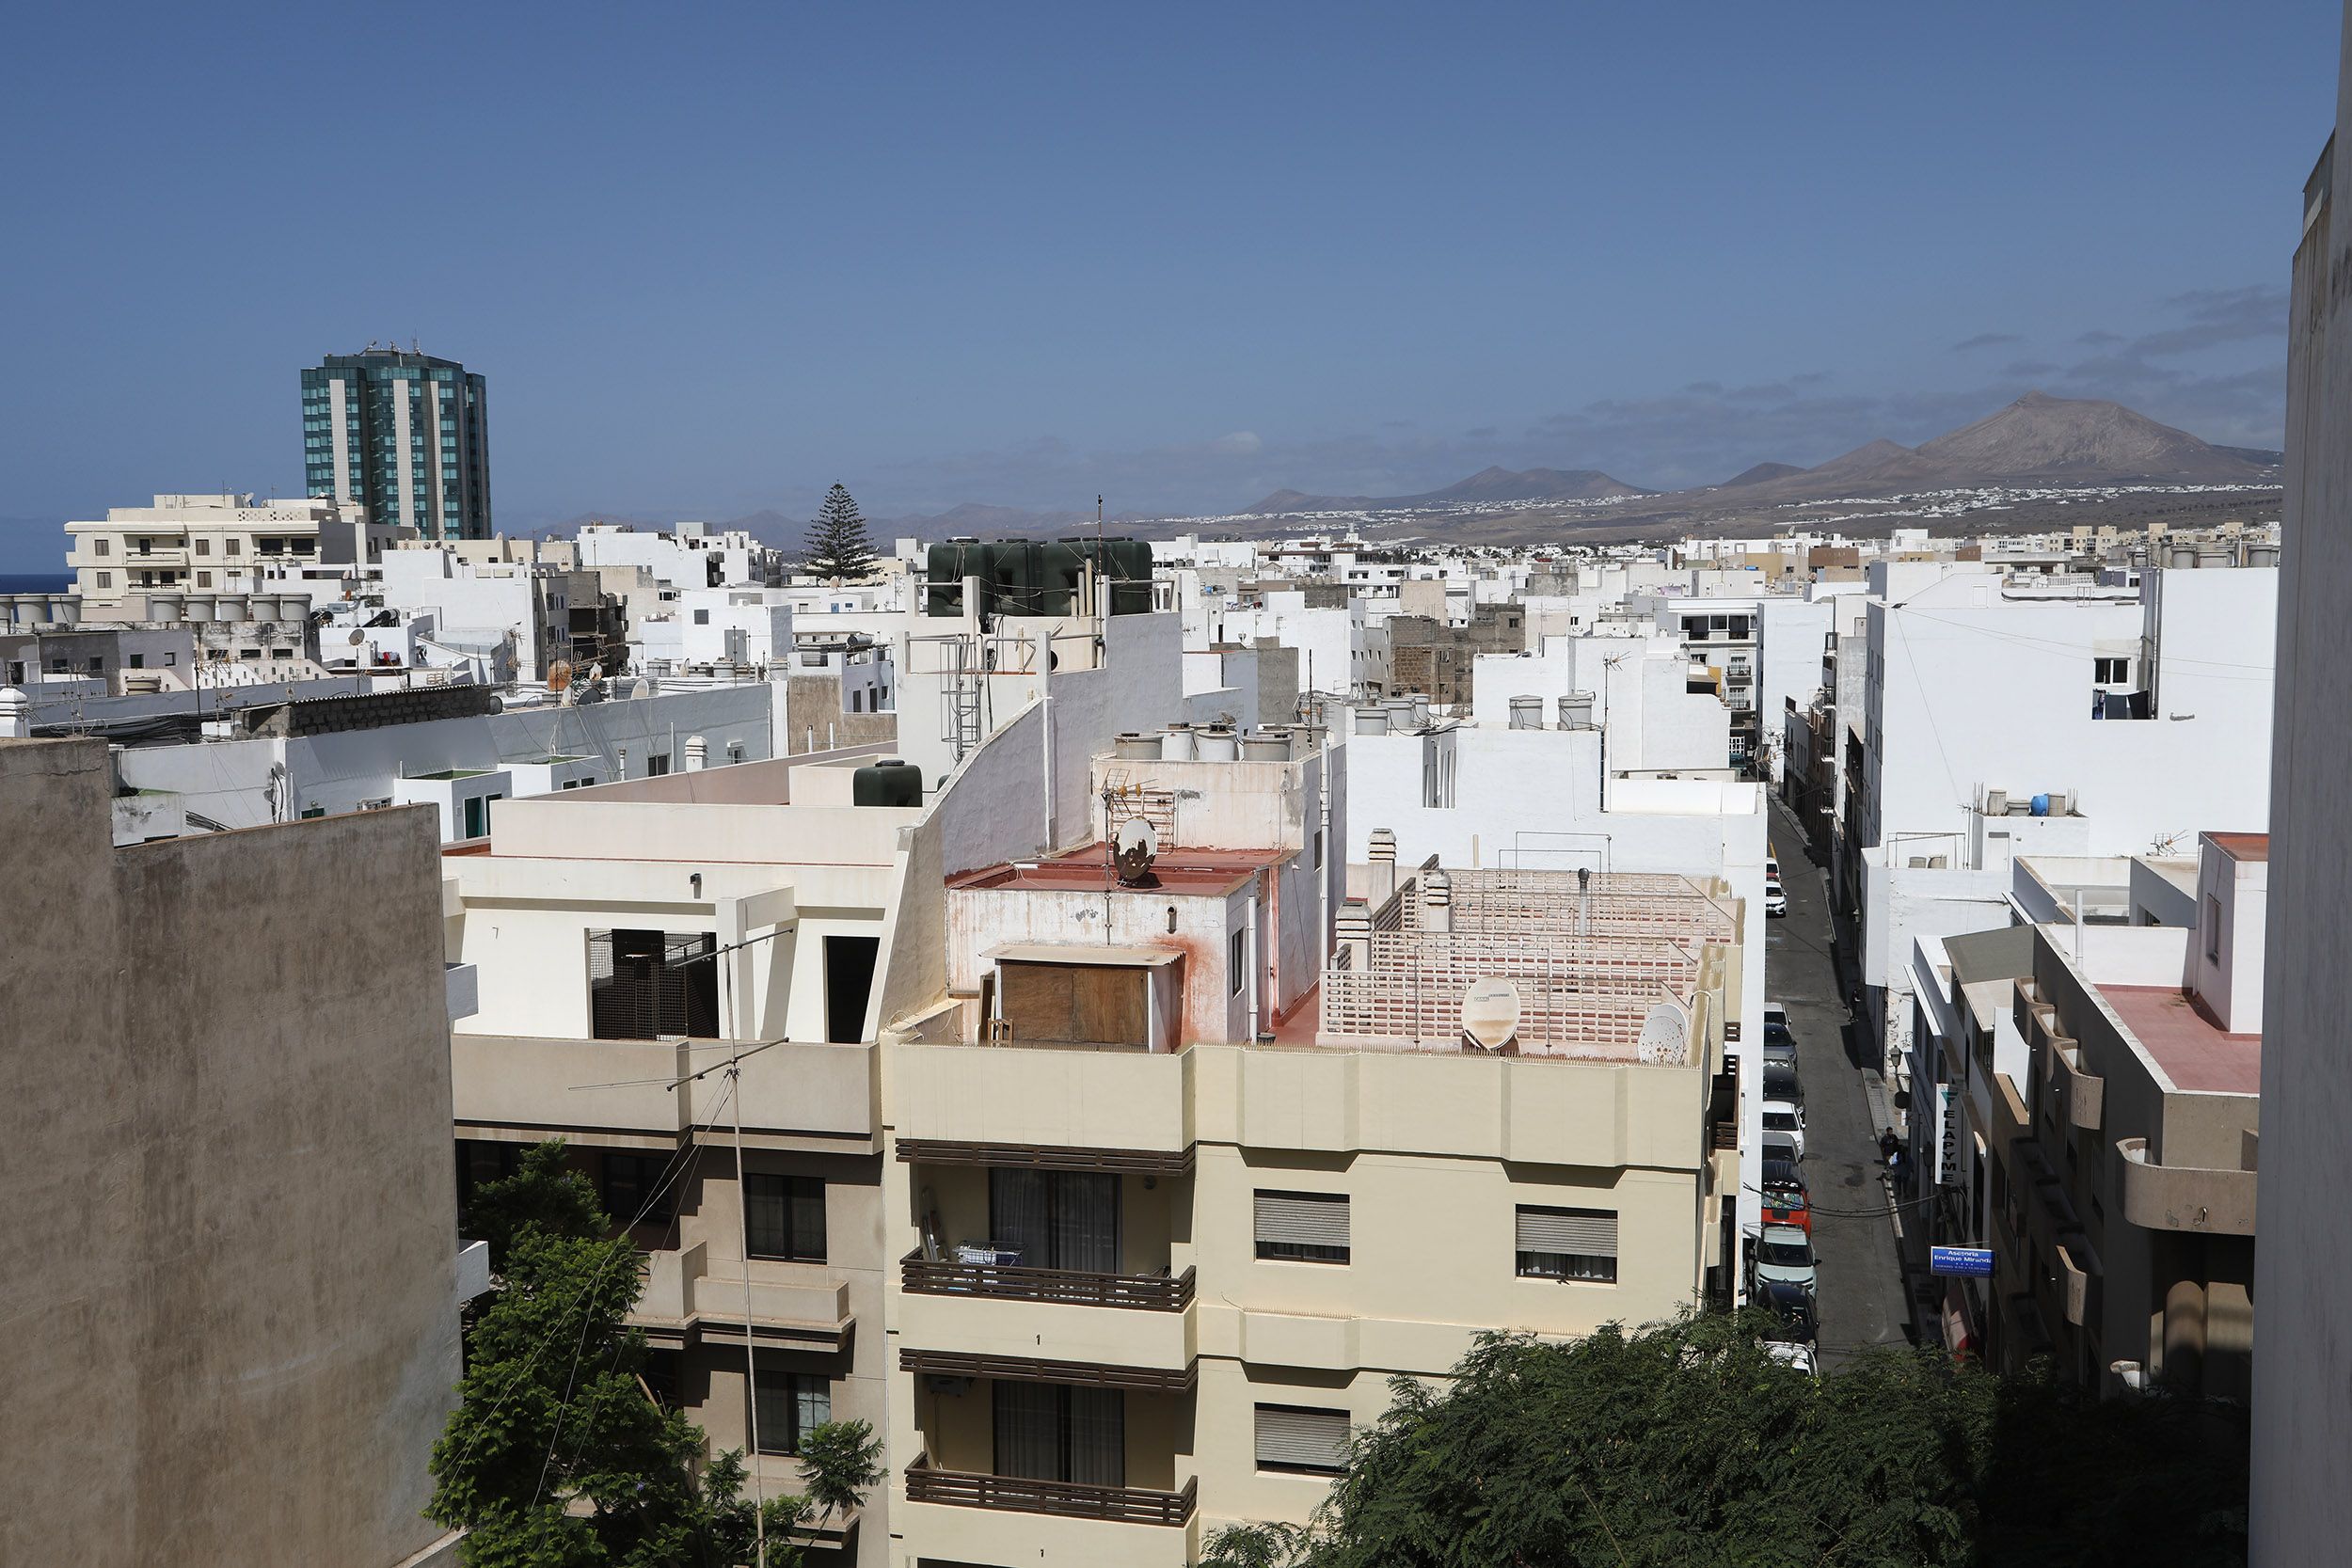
[803,483,875,581]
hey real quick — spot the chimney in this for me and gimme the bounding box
[1368,828,1398,906]
[685,735,708,771]
[1420,868,1453,934]
[1335,899,1373,972]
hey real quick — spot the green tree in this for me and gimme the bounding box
[793,1418,886,1529]
[431,1139,877,1567]
[803,483,875,581]
[464,1138,608,1272]
[1201,1313,2249,1568]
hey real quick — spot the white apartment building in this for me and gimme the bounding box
[1469,632,1733,776]
[576,520,782,591]
[1847,561,2277,1072]
[379,546,574,680]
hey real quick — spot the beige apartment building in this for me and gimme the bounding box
[878,734,1741,1566]
[1920,834,2261,1398]
[65,491,389,617]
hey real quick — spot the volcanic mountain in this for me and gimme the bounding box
[1243,465,1650,515]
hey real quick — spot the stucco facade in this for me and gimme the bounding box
[0,737,462,1567]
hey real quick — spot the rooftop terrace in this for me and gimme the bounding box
[2100,984,2262,1096]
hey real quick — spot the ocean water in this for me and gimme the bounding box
[0,573,70,594]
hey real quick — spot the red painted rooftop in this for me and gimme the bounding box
[2100,984,2262,1095]
[2204,832,2270,863]
[949,842,1293,895]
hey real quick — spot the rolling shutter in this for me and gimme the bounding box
[1254,1191,1349,1250]
[1255,1404,1349,1473]
[1516,1207,1617,1257]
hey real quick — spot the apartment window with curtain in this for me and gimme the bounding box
[590,929,719,1039]
[1515,1206,1617,1282]
[753,1369,832,1455]
[989,1169,1120,1273]
[993,1383,1123,1486]
[1255,1190,1349,1264]
[1254,1404,1350,1475]
[745,1173,827,1261]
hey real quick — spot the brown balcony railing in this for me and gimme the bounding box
[905,1455,1197,1526]
[901,1250,1195,1311]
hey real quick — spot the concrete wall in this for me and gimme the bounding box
[0,738,459,1568]
[2254,61,2352,1564]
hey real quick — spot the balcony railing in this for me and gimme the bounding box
[905,1455,1197,1526]
[901,1250,1195,1311]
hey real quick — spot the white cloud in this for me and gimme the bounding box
[1209,430,1263,455]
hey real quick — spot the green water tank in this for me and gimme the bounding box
[852,757,923,808]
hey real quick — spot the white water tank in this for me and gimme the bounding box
[1509,695,1543,729]
[1355,707,1390,736]
[1160,724,1198,761]
[1197,725,1239,761]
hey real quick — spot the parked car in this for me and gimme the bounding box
[1765,1339,1820,1376]
[1760,1155,1806,1197]
[1762,1062,1803,1104]
[1760,1190,1810,1233]
[1760,1130,1802,1167]
[1762,1006,1798,1068]
[1756,1276,1818,1341]
[1755,1223,1818,1295]
[1762,1099,1806,1159]
[1765,878,1788,917]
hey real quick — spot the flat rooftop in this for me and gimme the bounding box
[2206,832,2270,863]
[950,843,1292,896]
[2100,984,2262,1096]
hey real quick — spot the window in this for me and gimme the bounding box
[50,657,67,673]
[164,652,177,667]
[1255,1190,1349,1263]
[727,742,744,765]
[1230,927,1247,993]
[198,572,212,588]
[195,538,210,556]
[647,753,673,777]
[993,1382,1122,1484]
[1516,1206,1618,1282]
[95,571,111,589]
[692,608,710,625]
[228,539,242,556]
[849,689,861,713]
[1255,1404,1350,1475]
[745,1173,827,1261]
[590,929,719,1039]
[990,1168,1119,1272]
[753,1369,832,1455]
[1313,829,1325,871]
[2205,895,2222,962]
[601,1151,676,1227]
[129,653,145,670]
[2094,657,2130,684]
[93,538,109,556]
[462,796,489,839]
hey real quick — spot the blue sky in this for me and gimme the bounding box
[0,2,2336,563]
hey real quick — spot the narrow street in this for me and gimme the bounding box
[1766,798,1914,1367]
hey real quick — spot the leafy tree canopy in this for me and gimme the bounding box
[432,1138,880,1567]
[1203,1313,2248,1568]
[803,483,875,581]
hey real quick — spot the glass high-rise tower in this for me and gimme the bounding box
[301,348,491,539]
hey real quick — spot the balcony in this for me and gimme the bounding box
[2049,1042,2103,1131]
[636,1242,853,1350]
[2056,1237,2100,1328]
[902,1250,1194,1311]
[904,1455,1196,1527]
[2117,1137,2257,1235]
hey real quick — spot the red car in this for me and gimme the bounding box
[1761,1189,1812,1234]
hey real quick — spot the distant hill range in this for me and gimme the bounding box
[1703,392,2280,499]
[544,392,2281,553]
[1243,465,1651,515]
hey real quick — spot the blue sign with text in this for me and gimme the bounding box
[1930,1246,1994,1278]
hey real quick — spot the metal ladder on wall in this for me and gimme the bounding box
[940,636,983,761]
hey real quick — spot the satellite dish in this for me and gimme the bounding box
[1636,1001,1692,1066]
[346,628,367,646]
[1460,976,1521,1053]
[548,659,573,692]
[1114,816,1160,885]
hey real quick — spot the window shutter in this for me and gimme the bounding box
[1255,1405,1349,1472]
[1516,1207,1617,1256]
[1255,1191,1349,1248]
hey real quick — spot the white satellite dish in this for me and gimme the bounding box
[1636,1001,1692,1066]
[1114,816,1159,885]
[346,628,367,646]
[1460,976,1521,1053]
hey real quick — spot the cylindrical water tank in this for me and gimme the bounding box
[1196,725,1239,761]
[1160,723,1198,761]
[2169,544,2199,568]
[1509,695,1543,729]
[2030,793,2052,817]
[2196,546,2229,568]
[1115,732,1161,760]
[2247,543,2280,567]
[852,757,924,807]
[1243,730,1292,761]
[1355,707,1390,736]
[1559,691,1596,728]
